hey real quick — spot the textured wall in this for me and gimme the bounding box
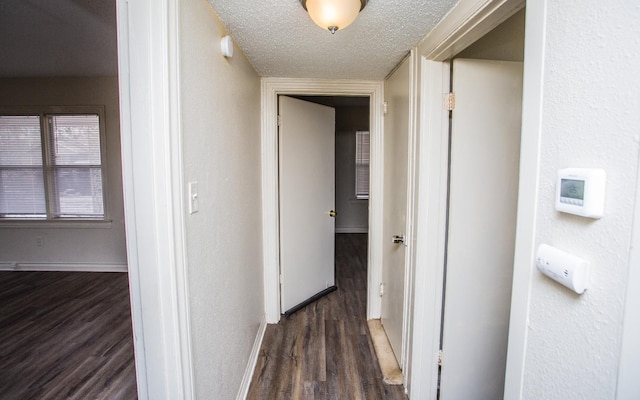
[522,1,640,398]
[179,0,263,398]
[0,77,127,267]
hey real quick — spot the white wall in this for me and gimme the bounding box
[456,8,525,62]
[335,105,369,233]
[515,1,640,398]
[179,0,264,398]
[0,77,127,268]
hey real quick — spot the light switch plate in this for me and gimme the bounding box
[189,182,199,214]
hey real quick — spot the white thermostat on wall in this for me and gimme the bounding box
[555,168,606,219]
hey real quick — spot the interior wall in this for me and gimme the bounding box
[179,0,263,398]
[335,105,369,233]
[456,9,525,62]
[519,1,640,398]
[0,77,127,268]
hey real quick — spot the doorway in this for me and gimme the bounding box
[409,6,526,399]
[261,79,385,324]
[438,57,523,399]
[266,75,417,383]
[437,12,525,399]
[0,0,137,397]
[280,95,371,316]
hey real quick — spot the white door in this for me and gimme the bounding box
[381,56,411,364]
[279,96,336,313]
[439,59,523,399]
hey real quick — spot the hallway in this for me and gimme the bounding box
[247,234,407,399]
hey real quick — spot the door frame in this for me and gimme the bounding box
[116,0,194,398]
[381,50,421,379]
[409,0,530,398]
[617,154,640,397]
[261,79,384,323]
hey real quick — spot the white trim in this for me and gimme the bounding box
[409,58,450,400]
[115,3,148,398]
[419,0,525,61]
[0,262,127,272]
[0,221,113,229]
[503,1,546,398]
[410,0,525,398]
[168,0,195,396]
[116,0,194,399]
[616,146,640,398]
[335,227,369,234]
[236,318,268,400]
[400,49,420,388]
[261,78,384,323]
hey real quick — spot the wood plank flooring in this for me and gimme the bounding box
[0,271,137,400]
[247,233,408,400]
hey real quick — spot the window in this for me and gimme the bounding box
[355,130,370,199]
[0,108,107,221]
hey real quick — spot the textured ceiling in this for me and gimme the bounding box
[207,0,458,80]
[0,0,118,78]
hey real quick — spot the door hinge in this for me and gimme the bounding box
[279,273,283,284]
[443,92,455,111]
[277,115,282,126]
[438,349,443,366]
[379,282,385,297]
[383,101,388,115]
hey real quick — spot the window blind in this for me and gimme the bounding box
[0,113,105,220]
[355,130,370,199]
[0,115,46,217]
[48,114,104,218]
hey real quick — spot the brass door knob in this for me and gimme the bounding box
[329,210,337,217]
[392,235,405,244]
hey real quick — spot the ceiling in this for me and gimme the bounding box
[0,0,118,77]
[208,0,458,80]
[0,0,459,81]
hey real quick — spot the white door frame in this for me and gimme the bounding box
[409,0,529,398]
[378,50,421,382]
[616,133,640,397]
[116,0,194,399]
[261,78,384,323]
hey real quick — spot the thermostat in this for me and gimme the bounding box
[555,168,606,218]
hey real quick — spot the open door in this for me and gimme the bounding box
[279,96,336,314]
[439,59,523,399]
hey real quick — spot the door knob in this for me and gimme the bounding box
[328,210,337,218]
[392,235,405,244]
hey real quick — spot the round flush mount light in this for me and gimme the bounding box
[300,0,368,34]
[221,35,234,58]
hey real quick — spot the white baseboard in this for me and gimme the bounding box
[335,226,369,233]
[236,317,268,400]
[0,262,128,272]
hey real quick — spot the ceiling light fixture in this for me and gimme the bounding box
[300,0,368,34]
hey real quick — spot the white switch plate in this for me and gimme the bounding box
[188,182,199,214]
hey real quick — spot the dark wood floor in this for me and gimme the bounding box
[0,271,137,400]
[247,233,408,400]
